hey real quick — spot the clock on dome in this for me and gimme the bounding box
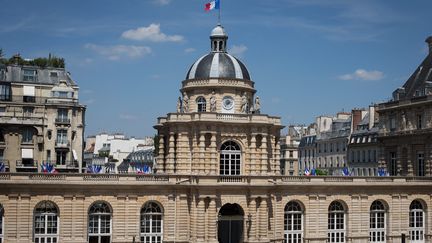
[222,96,234,113]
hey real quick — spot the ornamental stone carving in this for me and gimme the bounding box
[182,92,189,113]
[241,92,248,114]
[210,91,217,112]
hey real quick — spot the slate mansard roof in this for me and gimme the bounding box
[0,64,76,86]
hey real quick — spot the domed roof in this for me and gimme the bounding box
[185,24,251,80]
[186,52,250,80]
[211,25,227,37]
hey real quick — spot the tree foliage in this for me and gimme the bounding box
[0,51,65,68]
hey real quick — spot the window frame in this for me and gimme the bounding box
[389,152,397,176]
[219,141,241,176]
[33,201,59,243]
[0,83,11,101]
[409,200,425,243]
[140,201,163,243]
[328,201,346,243]
[88,201,112,243]
[22,128,34,143]
[196,96,207,112]
[369,201,386,243]
[284,201,303,243]
[416,152,425,177]
[23,69,37,82]
[0,204,3,243]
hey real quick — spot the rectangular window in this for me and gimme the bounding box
[289,151,293,158]
[390,152,397,176]
[56,150,67,165]
[23,106,34,117]
[56,130,68,145]
[56,108,69,123]
[23,69,37,81]
[389,116,396,131]
[0,83,11,101]
[22,128,33,143]
[417,152,425,176]
[417,115,423,129]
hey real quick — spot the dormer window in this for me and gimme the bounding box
[23,69,37,82]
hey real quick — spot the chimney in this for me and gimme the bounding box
[426,36,432,54]
[368,105,375,130]
[351,109,362,132]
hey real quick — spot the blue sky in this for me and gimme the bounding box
[1,0,431,137]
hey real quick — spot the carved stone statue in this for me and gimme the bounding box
[401,112,407,130]
[182,92,189,113]
[427,117,432,128]
[254,96,261,114]
[210,91,216,112]
[240,92,248,114]
[407,120,413,130]
[176,96,182,113]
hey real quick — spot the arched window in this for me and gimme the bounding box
[88,201,112,243]
[370,200,386,243]
[328,201,346,243]
[0,204,4,243]
[140,201,163,243]
[196,96,206,112]
[409,200,425,243]
[284,201,303,243]
[220,141,241,175]
[34,201,59,243]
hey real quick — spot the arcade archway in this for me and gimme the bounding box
[217,203,244,243]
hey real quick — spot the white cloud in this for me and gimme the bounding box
[229,44,248,57]
[184,48,196,53]
[339,69,384,81]
[85,44,151,60]
[153,0,171,5]
[121,23,184,42]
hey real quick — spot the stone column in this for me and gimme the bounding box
[199,132,205,174]
[261,135,268,175]
[167,133,175,173]
[407,146,413,176]
[189,195,196,241]
[178,194,190,241]
[274,135,281,175]
[250,134,257,175]
[166,194,176,241]
[259,197,268,241]
[197,198,205,241]
[191,131,197,174]
[210,132,217,175]
[207,198,217,242]
[157,135,165,172]
[249,198,257,241]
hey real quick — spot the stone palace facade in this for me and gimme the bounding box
[0,26,431,243]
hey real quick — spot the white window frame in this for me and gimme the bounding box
[88,202,112,243]
[416,152,425,177]
[390,152,397,176]
[369,201,386,243]
[328,201,346,243]
[0,204,4,243]
[196,96,206,112]
[220,141,241,176]
[409,201,425,243]
[33,201,59,243]
[140,202,163,243]
[284,201,303,243]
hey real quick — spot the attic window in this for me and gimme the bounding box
[50,72,58,77]
[23,69,37,81]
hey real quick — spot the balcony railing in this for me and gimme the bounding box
[55,117,70,124]
[16,160,38,168]
[55,140,70,148]
[0,95,80,105]
[46,160,78,168]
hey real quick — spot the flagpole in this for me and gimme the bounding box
[218,0,221,24]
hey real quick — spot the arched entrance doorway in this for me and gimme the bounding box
[218,203,244,243]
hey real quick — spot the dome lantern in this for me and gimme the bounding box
[210,24,228,52]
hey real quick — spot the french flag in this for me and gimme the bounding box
[205,0,220,11]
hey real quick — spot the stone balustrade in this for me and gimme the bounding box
[0,173,431,188]
[157,113,282,126]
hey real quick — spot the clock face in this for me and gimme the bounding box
[222,96,234,110]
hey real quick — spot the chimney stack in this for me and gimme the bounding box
[426,36,432,54]
[368,105,375,130]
